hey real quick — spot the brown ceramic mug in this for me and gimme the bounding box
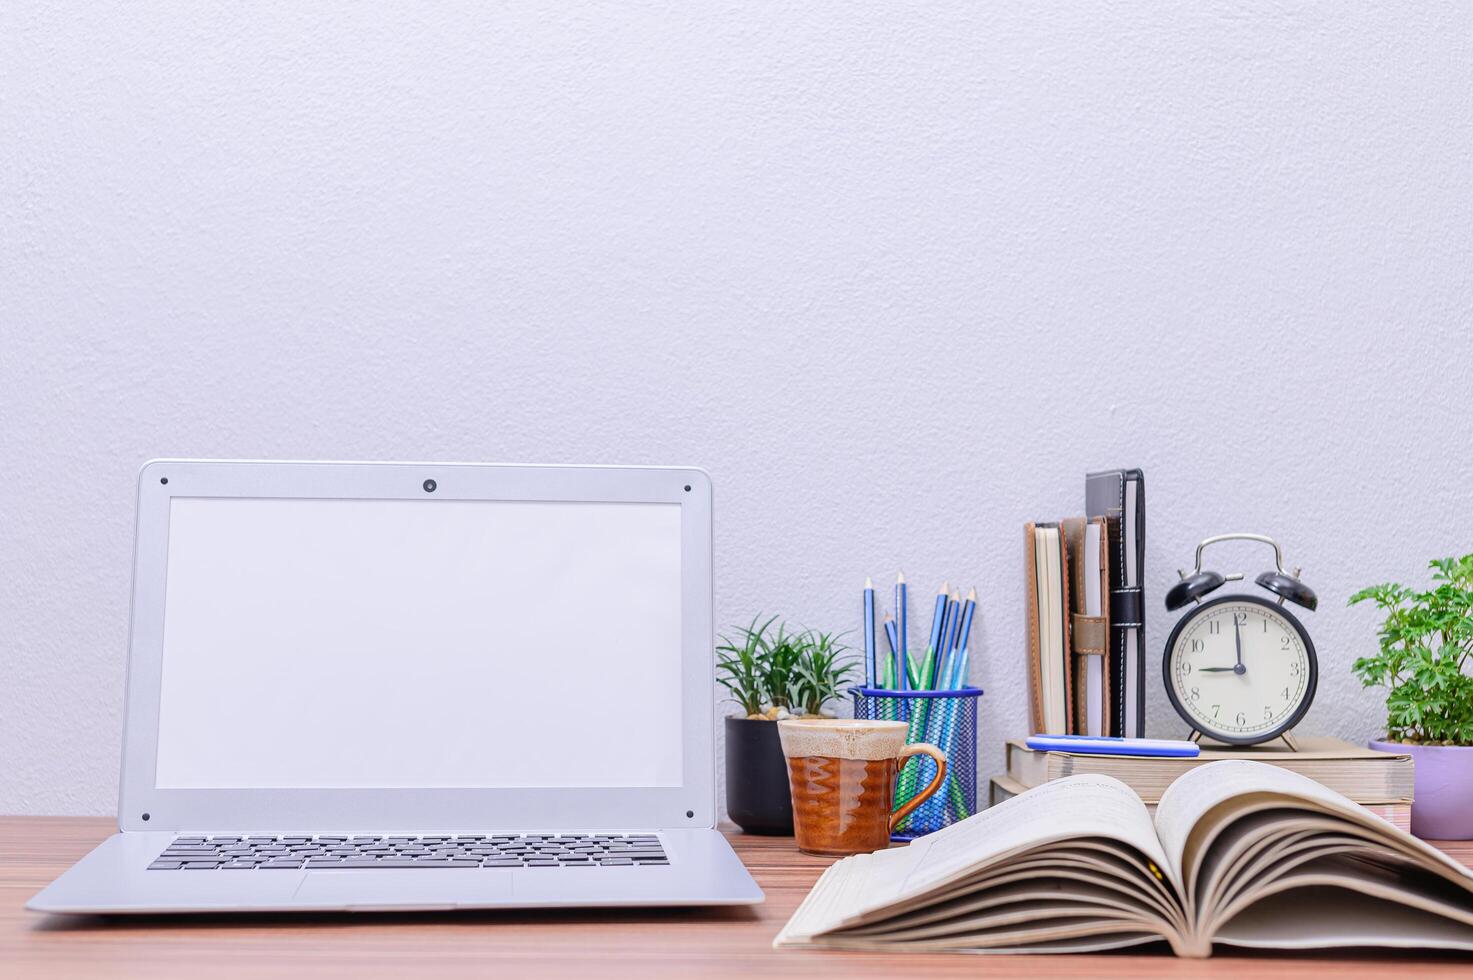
[777,719,947,856]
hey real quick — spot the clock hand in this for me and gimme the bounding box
[1199,656,1249,675]
[1234,617,1244,670]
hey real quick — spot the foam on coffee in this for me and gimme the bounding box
[777,719,909,761]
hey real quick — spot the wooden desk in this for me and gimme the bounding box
[4,816,1472,979]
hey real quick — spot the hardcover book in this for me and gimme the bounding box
[1003,735,1414,804]
[988,774,1412,833]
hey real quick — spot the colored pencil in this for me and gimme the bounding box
[950,588,977,687]
[924,582,948,684]
[895,572,908,691]
[881,614,899,717]
[933,597,953,681]
[942,591,961,665]
[862,577,877,687]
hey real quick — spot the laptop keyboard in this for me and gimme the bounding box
[148,833,668,870]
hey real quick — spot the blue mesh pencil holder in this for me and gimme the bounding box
[850,686,982,841]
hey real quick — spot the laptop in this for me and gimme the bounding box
[29,459,763,914]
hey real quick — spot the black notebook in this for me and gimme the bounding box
[1085,468,1145,737]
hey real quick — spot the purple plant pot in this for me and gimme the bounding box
[1370,739,1473,840]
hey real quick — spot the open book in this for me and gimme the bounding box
[776,760,1473,958]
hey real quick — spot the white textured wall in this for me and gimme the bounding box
[3,2,1470,816]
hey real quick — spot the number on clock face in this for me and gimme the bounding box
[1167,600,1310,740]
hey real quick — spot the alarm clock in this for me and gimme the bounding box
[1162,533,1318,748]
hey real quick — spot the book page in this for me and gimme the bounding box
[1216,882,1473,953]
[1154,760,1372,881]
[777,774,1172,945]
[905,773,1170,896]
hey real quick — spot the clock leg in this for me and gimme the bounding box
[1188,730,1203,744]
[1279,730,1300,752]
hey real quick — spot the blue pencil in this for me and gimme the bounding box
[895,572,909,691]
[930,593,955,688]
[933,592,953,686]
[941,592,961,667]
[924,582,948,686]
[950,588,977,686]
[862,577,877,687]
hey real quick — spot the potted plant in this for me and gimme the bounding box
[1351,553,1473,839]
[718,617,855,835]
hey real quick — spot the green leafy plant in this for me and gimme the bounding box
[762,620,806,712]
[788,630,857,716]
[716,617,857,718]
[1350,554,1473,745]
[716,615,776,716]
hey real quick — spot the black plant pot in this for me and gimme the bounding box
[725,716,793,835]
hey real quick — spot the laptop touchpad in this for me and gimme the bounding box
[294,870,513,909]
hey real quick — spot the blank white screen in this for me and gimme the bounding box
[154,497,684,789]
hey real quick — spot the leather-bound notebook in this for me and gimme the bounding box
[1085,468,1146,737]
[1061,517,1110,737]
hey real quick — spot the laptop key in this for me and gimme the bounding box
[148,861,184,870]
[599,858,634,865]
[407,858,478,867]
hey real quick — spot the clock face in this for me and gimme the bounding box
[1163,596,1317,744]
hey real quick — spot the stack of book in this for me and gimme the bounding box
[991,735,1414,831]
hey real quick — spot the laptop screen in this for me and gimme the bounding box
[153,496,685,790]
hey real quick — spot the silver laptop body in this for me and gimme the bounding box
[29,459,761,913]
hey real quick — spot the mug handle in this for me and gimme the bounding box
[889,743,947,833]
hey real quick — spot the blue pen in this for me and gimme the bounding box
[1025,734,1200,758]
[862,577,877,687]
